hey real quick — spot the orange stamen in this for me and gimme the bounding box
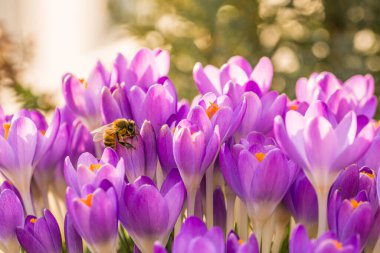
[89,163,101,172]
[80,194,93,207]
[255,152,266,162]
[30,218,37,223]
[40,130,46,136]
[360,170,375,179]
[3,123,10,140]
[238,239,244,245]
[333,240,342,250]
[350,199,362,209]
[79,78,88,89]
[206,102,220,119]
[289,104,298,111]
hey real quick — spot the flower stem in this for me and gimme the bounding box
[205,162,214,228]
[186,187,197,217]
[236,199,248,240]
[262,218,275,253]
[20,187,34,215]
[225,186,236,235]
[316,185,329,236]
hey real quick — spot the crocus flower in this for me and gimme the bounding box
[115,120,157,182]
[213,187,226,233]
[16,209,62,253]
[172,216,225,253]
[101,83,133,124]
[283,171,318,236]
[274,101,374,235]
[219,132,298,242]
[193,56,273,101]
[359,133,380,173]
[235,91,287,138]
[119,169,185,253]
[62,62,109,130]
[290,224,360,253]
[116,48,170,90]
[226,231,259,253]
[173,106,220,215]
[64,213,83,253]
[0,185,24,253]
[64,148,125,198]
[128,77,177,133]
[0,110,61,214]
[296,72,377,121]
[66,185,118,253]
[328,190,374,250]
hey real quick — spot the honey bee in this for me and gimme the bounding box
[91,119,138,149]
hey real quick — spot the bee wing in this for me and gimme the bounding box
[91,124,112,142]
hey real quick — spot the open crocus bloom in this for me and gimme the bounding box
[193,56,273,99]
[274,101,374,235]
[0,110,60,214]
[66,185,118,253]
[16,209,62,253]
[119,170,185,253]
[290,224,360,253]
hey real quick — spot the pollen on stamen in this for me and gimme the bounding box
[79,78,89,89]
[289,104,298,111]
[333,240,342,250]
[80,194,93,207]
[255,152,266,162]
[238,239,244,245]
[206,102,220,119]
[3,123,10,140]
[360,170,375,179]
[89,164,101,172]
[350,199,362,209]
[30,218,37,223]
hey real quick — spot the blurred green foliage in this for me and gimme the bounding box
[109,0,380,103]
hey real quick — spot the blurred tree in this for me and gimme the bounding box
[0,23,54,112]
[108,0,380,108]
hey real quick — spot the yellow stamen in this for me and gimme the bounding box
[79,78,88,89]
[350,199,362,209]
[89,164,101,172]
[289,104,298,111]
[333,240,342,250]
[238,239,244,245]
[360,170,375,179]
[80,194,93,207]
[206,102,220,119]
[375,120,380,129]
[3,123,10,140]
[30,218,37,223]
[255,152,266,162]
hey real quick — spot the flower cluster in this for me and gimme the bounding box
[0,48,379,253]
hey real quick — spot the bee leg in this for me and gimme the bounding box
[123,142,136,150]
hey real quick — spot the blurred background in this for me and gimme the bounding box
[0,0,379,114]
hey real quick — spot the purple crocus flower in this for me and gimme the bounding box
[62,62,109,130]
[0,184,24,253]
[290,224,360,253]
[128,77,177,133]
[173,106,220,215]
[283,171,318,236]
[64,148,125,198]
[101,83,133,124]
[119,169,185,253]
[227,231,259,253]
[0,110,61,214]
[328,190,374,250]
[115,120,157,182]
[116,48,170,90]
[274,101,374,235]
[296,72,377,121]
[66,185,118,253]
[193,56,273,101]
[172,216,225,253]
[64,213,83,253]
[235,91,287,138]
[16,209,62,253]
[219,132,298,241]
[359,132,380,173]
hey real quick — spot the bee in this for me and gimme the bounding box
[91,119,138,150]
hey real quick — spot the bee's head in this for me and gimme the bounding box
[126,121,136,135]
